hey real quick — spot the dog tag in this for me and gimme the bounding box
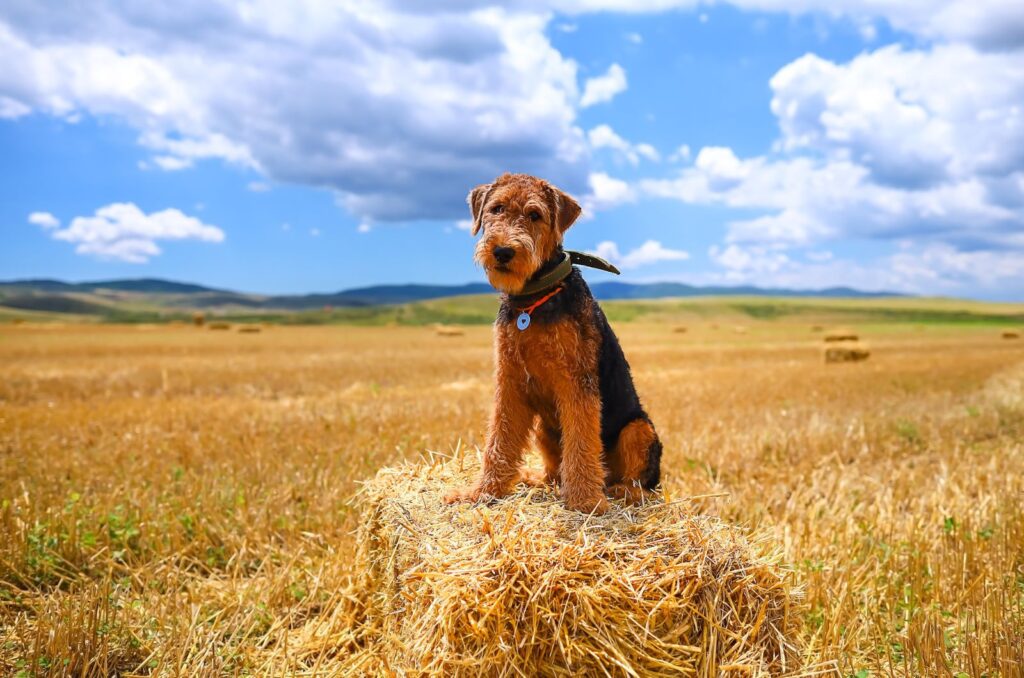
[516,312,531,331]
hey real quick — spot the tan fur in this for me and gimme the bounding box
[443,174,621,514]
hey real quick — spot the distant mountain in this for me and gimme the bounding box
[0,278,225,295]
[0,276,902,317]
[589,281,899,300]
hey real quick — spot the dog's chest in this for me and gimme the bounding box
[498,318,597,387]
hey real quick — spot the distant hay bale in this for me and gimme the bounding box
[824,328,859,342]
[341,458,802,676]
[237,326,261,334]
[810,325,823,332]
[824,341,871,364]
[672,325,688,334]
[208,322,231,331]
[1003,330,1020,340]
[434,324,465,337]
[192,312,205,327]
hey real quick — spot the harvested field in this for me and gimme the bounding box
[1,319,1023,675]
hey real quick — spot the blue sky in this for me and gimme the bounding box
[1,1,1022,299]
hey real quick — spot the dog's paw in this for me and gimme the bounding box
[565,493,610,515]
[443,485,482,505]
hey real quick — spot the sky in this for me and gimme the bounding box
[1,1,1023,300]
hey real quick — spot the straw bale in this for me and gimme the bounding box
[237,325,261,333]
[823,329,858,342]
[208,322,231,330]
[824,341,870,363]
[672,326,688,334]
[1002,330,1020,340]
[434,325,465,337]
[343,457,802,676]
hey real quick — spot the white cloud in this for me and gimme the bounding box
[669,144,691,162]
[247,181,270,193]
[594,240,689,269]
[0,5,588,222]
[45,203,224,263]
[357,222,372,233]
[455,219,474,232]
[625,32,643,44]
[28,211,59,229]
[309,228,320,237]
[587,124,659,165]
[580,63,628,107]
[698,241,1024,296]
[580,172,636,214]
[770,45,1024,189]
[709,244,790,279]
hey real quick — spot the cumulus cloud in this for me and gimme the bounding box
[770,45,1024,188]
[44,203,224,263]
[593,240,689,269]
[0,4,588,222]
[587,125,659,165]
[638,37,1024,292]
[580,172,636,214]
[580,63,628,107]
[28,211,59,229]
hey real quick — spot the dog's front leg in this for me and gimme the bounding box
[444,372,532,504]
[555,384,609,515]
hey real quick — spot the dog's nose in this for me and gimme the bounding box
[493,246,515,264]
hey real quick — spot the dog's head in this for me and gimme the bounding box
[467,173,582,294]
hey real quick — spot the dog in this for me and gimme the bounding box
[443,173,662,514]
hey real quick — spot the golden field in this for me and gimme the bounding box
[1,305,1023,676]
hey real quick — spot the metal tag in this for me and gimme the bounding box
[516,312,531,331]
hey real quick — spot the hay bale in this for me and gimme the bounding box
[237,326,261,333]
[192,312,205,327]
[672,326,688,334]
[208,322,231,330]
[434,325,465,337]
[824,341,870,363]
[1002,330,1020,340]
[346,458,802,676]
[824,328,858,342]
[810,325,823,332]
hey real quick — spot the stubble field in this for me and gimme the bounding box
[1,305,1023,676]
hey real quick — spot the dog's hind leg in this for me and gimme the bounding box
[533,421,563,485]
[606,418,662,505]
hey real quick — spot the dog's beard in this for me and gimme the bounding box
[475,239,541,294]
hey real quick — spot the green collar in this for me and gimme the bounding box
[509,250,620,300]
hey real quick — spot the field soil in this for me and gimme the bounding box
[1,320,1022,675]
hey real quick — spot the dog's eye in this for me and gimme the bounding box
[490,205,504,215]
[529,211,541,222]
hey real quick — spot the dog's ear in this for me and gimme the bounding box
[545,184,582,234]
[467,183,492,236]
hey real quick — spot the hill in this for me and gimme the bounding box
[0,276,902,319]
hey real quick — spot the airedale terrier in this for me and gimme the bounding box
[443,173,662,514]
